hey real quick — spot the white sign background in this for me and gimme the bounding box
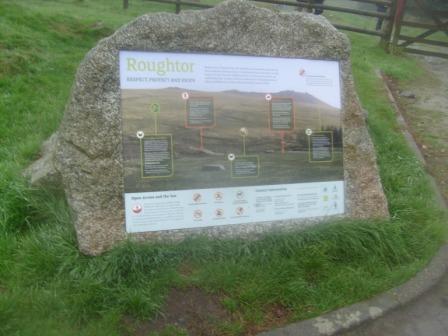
[120,51,341,108]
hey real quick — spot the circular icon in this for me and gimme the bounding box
[305,128,313,136]
[193,193,202,203]
[214,192,223,201]
[193,209,202,219]
[236,190,244,200]
[149,103,160,113]
[215,209,224,218]
[136,130,145,139]
[240,127,248,137]
[228,153,235,161]
[132,204,142,214]
[265,94,272,101]
[182,92,189,100]
[236,207,244,216]
[299,68,305,76]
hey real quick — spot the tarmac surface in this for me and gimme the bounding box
[342,274,448,336]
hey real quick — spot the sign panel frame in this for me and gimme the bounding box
[308,131,334,163]
[120,51,344,233]
[140,134,175,179]
[185,96,215,129]
[269,97,295,132]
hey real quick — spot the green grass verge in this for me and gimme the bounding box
[0,1,446,335]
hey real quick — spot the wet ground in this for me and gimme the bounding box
[342,56,448,336]
[343,273,448,336]
[391,56,448,203]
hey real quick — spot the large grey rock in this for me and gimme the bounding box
[25,133,61,187]
[29,0,389,255]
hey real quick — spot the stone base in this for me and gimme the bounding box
[27,0,388,255]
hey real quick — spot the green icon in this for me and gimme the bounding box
[149,103,160,113]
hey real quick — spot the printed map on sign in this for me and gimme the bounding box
[120,52,344,233]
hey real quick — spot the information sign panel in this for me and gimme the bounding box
[269,98,294,131]
[186,97,214,128]
[231,156,260,178]
[309,132,334,162]
[120,51,344,233]
[141,135,174,178]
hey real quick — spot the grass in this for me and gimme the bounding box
[0,0,447,335]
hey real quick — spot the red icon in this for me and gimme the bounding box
[193,209,202,219]
[236,207,244,216]
[236,190,244,200]
[214,192,223,201]
[132,204,142,214]
[193,193,202,203]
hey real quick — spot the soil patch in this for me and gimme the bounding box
[245,303,293,335]
[120,286,295,336]
[121,287,232,336]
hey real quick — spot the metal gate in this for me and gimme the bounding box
[391,0,448,58]
[127,0,448,58]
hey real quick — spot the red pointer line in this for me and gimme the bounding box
[199,128,204,150]
[280,131,285,154]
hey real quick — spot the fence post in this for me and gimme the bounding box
[391,0,407,54]
[123,0,129,9]
[175,0,181,14]
[380,0,397,50]
[307,0,313,13]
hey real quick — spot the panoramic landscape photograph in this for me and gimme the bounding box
[122,87,343,192]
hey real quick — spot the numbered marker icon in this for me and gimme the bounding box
[182,92,189,100]
[240,127,248,137]
[136,130,145,139]
[227,153,235,161]
[265,94,272,101]
[149,103,160,113]
[305,128,313,136]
